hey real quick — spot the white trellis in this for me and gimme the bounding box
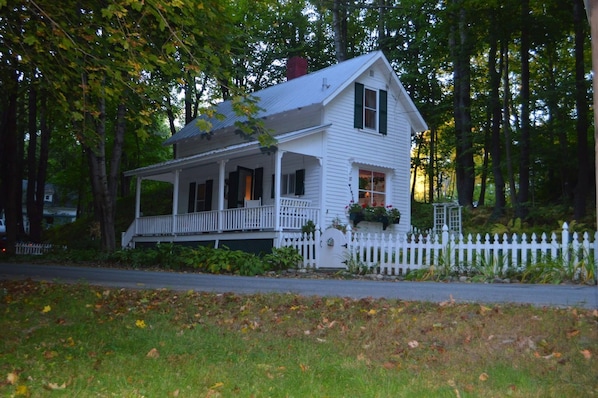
[433,202,462,235]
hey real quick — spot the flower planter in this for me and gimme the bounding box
[349,212,364,226]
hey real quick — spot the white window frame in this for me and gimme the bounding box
[358,169,386,206]
[363,87,378,131]
[281,173,296,195]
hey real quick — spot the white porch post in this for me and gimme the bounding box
[135,176,142,235]
[172,169,180,235]
[274,150,284,231]
[218,160,227,232]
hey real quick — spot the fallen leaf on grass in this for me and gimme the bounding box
[299,364,309,372]
[479,373,489,381]
[439,294,455,307]
[566,329,580,338]
[209,382,224,389]
[15,385,28,396]
[146,348,160,358]
[45,382,66,390]
[534,352,561,359]
[44,350,58,359]
[135,319,147,329]
[580,349,592,359]
[6,372,18,385]
[42,305,51,313]
[408,340,419,349]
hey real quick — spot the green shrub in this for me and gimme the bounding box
[263,246,303,271]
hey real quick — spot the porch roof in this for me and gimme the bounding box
[124,124,330,182]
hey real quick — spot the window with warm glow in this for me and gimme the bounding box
[358,169,386,206]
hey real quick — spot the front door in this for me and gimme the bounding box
[227,166,263,208]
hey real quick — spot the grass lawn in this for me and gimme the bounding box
[1,279,597,397]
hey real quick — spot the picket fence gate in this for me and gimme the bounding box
[280,223,598,277]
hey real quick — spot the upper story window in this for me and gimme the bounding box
[358,169,386,206]
[364,88,377,129]
[354,82,387,135]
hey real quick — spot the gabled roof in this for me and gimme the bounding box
[165,51,427,146]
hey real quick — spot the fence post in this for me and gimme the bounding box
[562,222,569,264]
[442,224,449,244]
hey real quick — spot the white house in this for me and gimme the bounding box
[122,51,427,254]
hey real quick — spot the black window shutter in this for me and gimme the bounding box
[295,169,305,195]
[253,167,263,200]
[271,174,275,198]
[354,82,364,129]
[205,180,213,211]
[379,89,387,135]
[227,171,238,208]
[187,182,196,212]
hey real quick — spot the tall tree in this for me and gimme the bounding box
[573,0,591,219]
[449,0,474,207]
[516,0,531,219]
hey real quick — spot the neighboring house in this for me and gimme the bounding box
[21,181,77,232]
[122,51,427,254]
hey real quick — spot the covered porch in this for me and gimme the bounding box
[121,126,326,249]
[121,197,319,248]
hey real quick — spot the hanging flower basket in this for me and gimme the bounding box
[346,202,400,230]
[349,212,364,226]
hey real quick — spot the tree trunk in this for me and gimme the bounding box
[377,0,387,53]
[86,93,110,250]
[478,132,489,207]
[26,83,43,243]
[573,0,590,219]
[516,0,531,219]
[449,2,474,207]
[488,19,506,219]
[36,90,51,236]
[428,126,436,204]
[0,68,22,254]
[502,42,518,208]
[332,0,347,62]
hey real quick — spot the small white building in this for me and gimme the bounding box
[123,51,427,253]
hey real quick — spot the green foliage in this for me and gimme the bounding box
[521,248,597,285]
[301,220,317,236]
[490,218,527,235]
[469,252,511,283]
[263,246,303,271]
[329,217,347,233]
[410,201,434,232]
[343,252,372,275]
[405,267,435,281]
[42,218,101,251]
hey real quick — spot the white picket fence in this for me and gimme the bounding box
[15,242,56,255]
[280,223,598,278]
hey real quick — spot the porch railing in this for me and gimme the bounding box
[124,197,319,241]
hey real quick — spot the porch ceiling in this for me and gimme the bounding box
[124,124,331,182]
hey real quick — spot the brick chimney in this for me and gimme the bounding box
[286,56,308,80]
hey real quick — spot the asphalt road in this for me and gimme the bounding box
[1,262,597,309]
